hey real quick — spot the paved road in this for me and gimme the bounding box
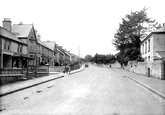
[1,64,165,115]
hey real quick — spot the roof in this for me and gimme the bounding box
[37,39,52,51]
[12,24,33,38]
[141,26,165,44]
[0,27,27,45]
[153,26,165,33]
[43,41,55,50]
[64,51,71,57]
[57,46,65,53]
[57,48,64,55]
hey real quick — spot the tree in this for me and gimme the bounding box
[91,53,116,64]
[84,54,93,62]
[113,7,158,65]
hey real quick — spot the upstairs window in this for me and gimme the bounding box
[20,45,22,53]
[17,44,22,53]
[4,40,6,49]
[17,44,20,52]
[148,39,150,52]
[4,39,11,51]
[145,41,147,54]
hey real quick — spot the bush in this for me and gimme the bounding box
[70,62,81,71]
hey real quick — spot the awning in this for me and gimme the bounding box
[13,53,34,60]
[156,51,165,58]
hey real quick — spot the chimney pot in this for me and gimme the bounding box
[37,34,41,40]
[3,18,12,31]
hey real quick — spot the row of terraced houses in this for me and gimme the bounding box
[0,18,80,70]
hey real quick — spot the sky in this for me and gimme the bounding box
[0,0,165,57]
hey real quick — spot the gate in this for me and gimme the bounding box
[147,68,150,77]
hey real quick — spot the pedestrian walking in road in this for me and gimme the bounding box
[64,64,70,74]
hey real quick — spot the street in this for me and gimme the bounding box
[0,64,165,115]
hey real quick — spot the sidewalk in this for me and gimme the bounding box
[0,66,85,97]
[112,68,165,100]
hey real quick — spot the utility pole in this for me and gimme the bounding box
[78,46,80,63]
[78,46,80,57]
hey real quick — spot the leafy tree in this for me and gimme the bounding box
[113,7,158,65]
[91,53,116,64]
[84,54,93,62]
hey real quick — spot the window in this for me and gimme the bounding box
[145,41,147,54]
[148,39,150,52]
[17,44,22,53]
[141,44,144,54]
[20,45,22,53]
[3,39,11,50]
[4,40,6,49]
[30,40,33,50]
[17,44,20,52]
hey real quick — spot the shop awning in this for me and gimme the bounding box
[13,53,34,60]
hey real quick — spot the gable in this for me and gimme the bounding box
[28,27,37,42]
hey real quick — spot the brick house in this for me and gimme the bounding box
[0,18,28,68]
[12,22,38,66]
[37,38,55,66]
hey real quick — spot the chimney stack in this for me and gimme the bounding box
[3,18,12,32]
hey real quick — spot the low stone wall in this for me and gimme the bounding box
[124,60,165,80]
[49,66,65,72]
[149,61,164,79]
[111,61,121,68]
[124,61,147,76]
[0,67,48,85]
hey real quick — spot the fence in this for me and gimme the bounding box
[0,68,22,74]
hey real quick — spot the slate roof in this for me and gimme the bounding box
[43,41,55,50]
[141,26,165,44]
[57,48,64,55]
[153,26,165,33]
[37,39,52,51]
[12,24,33,38]
[0,27,27,45]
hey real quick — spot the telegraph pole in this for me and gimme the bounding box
[78,46,80,57]
[78,46,80,63]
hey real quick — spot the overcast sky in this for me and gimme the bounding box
[0,0,165,57]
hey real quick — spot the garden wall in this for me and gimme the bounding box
[111,61,121,68]
[124,60,165,80]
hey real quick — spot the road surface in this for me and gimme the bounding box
[0,64,165,114]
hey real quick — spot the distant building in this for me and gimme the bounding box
[56,46,65,65]
[43,40,57,66]
[140,26,165,62]
[64,51,72,64]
